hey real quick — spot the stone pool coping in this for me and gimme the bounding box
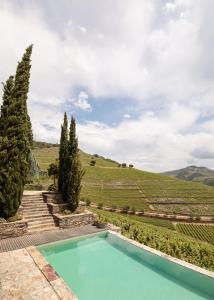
[108,230,214,280]
[26,246,78,300]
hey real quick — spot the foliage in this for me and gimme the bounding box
[94,209,214,271]
[0,46,33,218]
[90,160,96,166]
[7,213,22,222]
[48,184,58,192]
[129,164,134,168]
[86,199,91,206]
[121,163,127,168]
[48,161,59,185]
[97,203,103,209]
[58,113,68,193]
[66,117,85,211]
[176,223,214,245]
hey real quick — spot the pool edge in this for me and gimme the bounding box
[108,230,214,280]
[26,245,78,300]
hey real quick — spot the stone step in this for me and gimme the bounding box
[22,203,48,210]
[22,199,45,203]
[28,222,56,230]
[28,218,55,226]
[28,226,58,234]
[24,212,51,218]
[23,206,49,211]
[22,202,48,206]
[22,196,44,199]
[24,213,51,219]
[25,215,54,222]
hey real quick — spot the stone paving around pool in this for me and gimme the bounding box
[0,224,106,300]
[0,248,61,300]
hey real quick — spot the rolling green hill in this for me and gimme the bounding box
[163,165,214,187]
[32,146,214,216]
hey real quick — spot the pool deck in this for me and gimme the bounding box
[0,224,103,253]
[0,225,104,300]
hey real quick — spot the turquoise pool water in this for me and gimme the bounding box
[38,232,214,300]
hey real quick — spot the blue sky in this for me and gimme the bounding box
[1,0,214,172]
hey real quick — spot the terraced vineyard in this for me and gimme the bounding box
[33,146,214,216]
[93,209,214,271]
[176,223,214,245]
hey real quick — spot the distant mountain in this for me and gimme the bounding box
[162,165,214,186]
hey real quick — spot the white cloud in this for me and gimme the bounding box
[71,91,91,111]
[1,0,214,171]
[123,114,130,119]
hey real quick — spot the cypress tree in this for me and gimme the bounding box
[13,45,33,187]
[0,76,22,217]
[58,112,68,194]
[0,45,33,218]
[66,116,84,211]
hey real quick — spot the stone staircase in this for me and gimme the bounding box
[22,192,57,234]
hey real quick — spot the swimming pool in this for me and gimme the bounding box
[38,231,214,300]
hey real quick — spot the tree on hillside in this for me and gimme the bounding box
[58,113,68,194]
[66,116,84,211]
[0,45,33,218]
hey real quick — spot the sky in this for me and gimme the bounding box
[1,0,214,172]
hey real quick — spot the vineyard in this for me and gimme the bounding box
[93,208,214,271]
[33,146,214,216]
[176,223,214,245]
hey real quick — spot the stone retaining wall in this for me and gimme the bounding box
[54,211,95,229]
[91,203,214,223]
[43,192,62,204]
[47,203,69,214]
[0,220,28,239]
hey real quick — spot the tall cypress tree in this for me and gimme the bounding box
[13,45,33,186]
[0,45,33,218]
[66,116,84,211]
[0,76,22,217]
[58,112,68,194]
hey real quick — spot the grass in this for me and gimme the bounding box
[33,146,214,216]
[176,223,214,245]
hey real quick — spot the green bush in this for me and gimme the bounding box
[97,203,103,209]
[86,199,91,206]
[7,214,22,222]
[48,184,57,191]
[93,209,214,271]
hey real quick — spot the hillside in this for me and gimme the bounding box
[163,165,214,186]
[33,146,214,216]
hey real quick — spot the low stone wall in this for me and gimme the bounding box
[47,203,69,214]
[54,211,96,229]
[43,192,62,204]
[0,220,28,239]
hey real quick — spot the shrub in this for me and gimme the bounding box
[111,205,117,211]
[93,154,99,157]
[7,214,22,222]
[129,164,134,168]
[86,199,91,206]
[122,205,130,213]
[121,163,127,168]
[97,203,103,209]
[48,184,57,192]
[130,207,136,214]
[90,160,96,166]
[118,164,121,167]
